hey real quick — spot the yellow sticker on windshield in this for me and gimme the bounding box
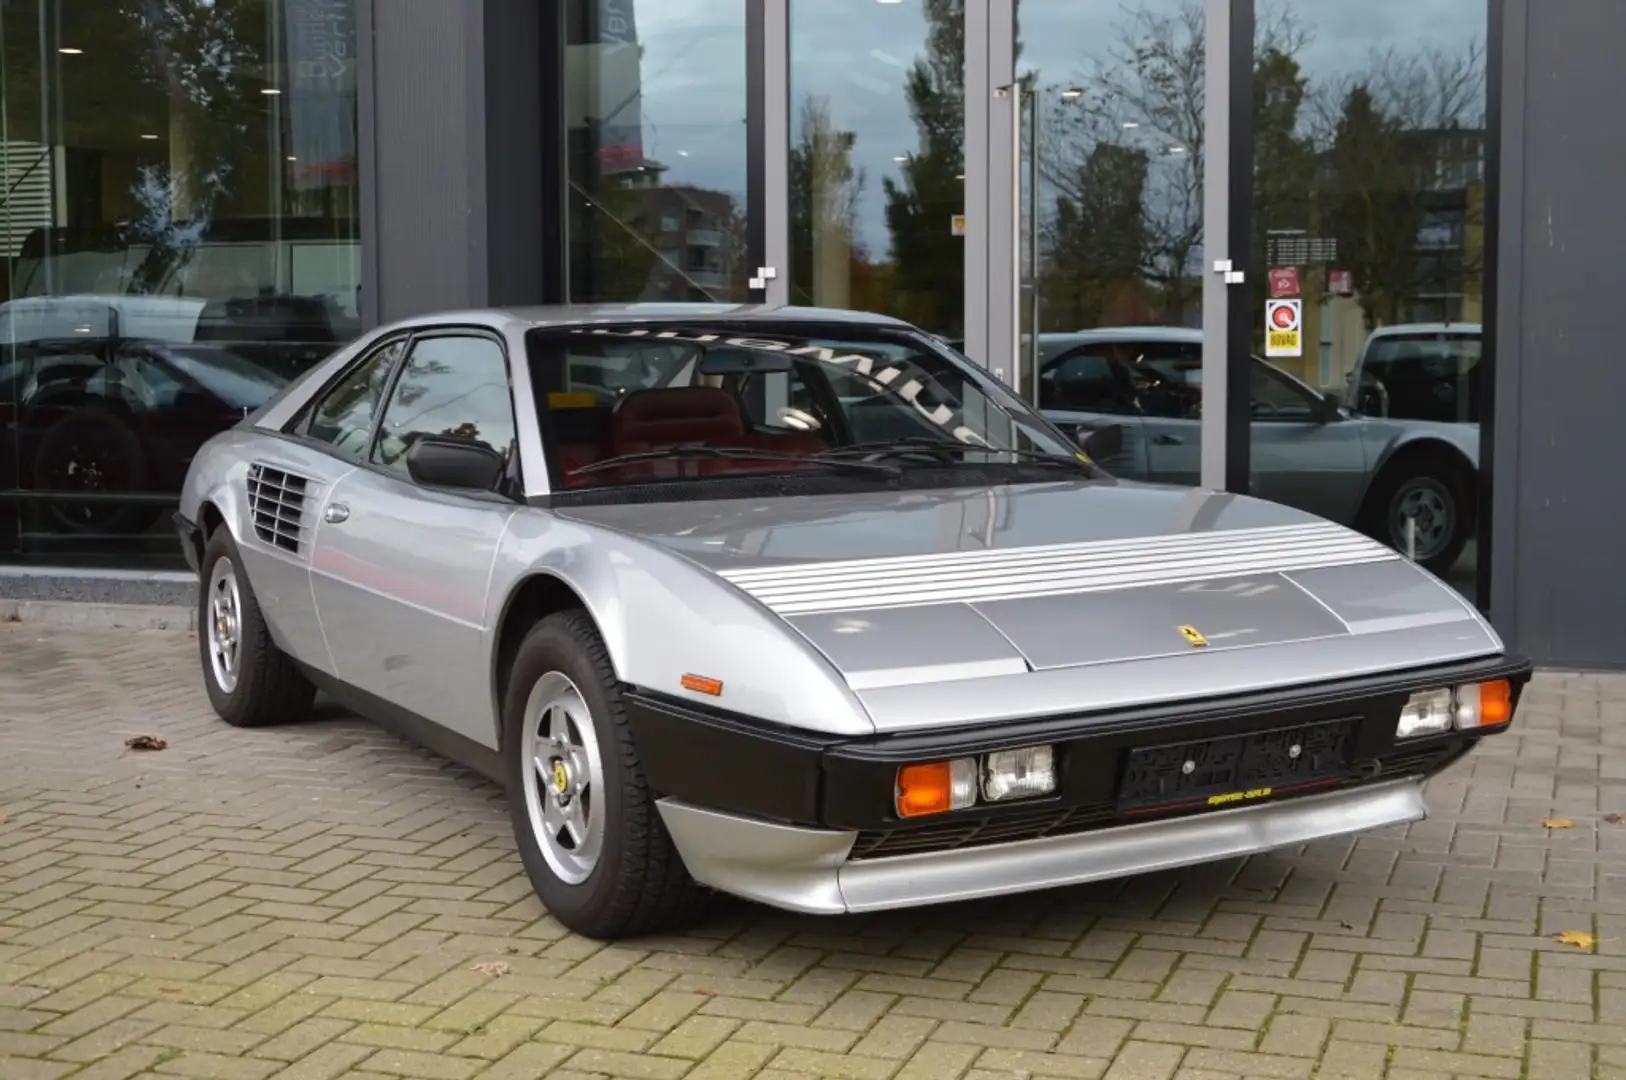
[548,392,597,409]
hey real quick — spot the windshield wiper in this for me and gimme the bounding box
[816,437,1092,473]
[567,444,901,478]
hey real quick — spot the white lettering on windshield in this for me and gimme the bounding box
[561,328,1005,447]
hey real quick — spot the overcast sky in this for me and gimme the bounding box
[611,0,1488,257]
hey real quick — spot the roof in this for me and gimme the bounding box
[1364,322,1482,338]
[379,302,916,334]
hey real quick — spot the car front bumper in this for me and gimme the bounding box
[655,778,1427,914]
[626,653,1532,914]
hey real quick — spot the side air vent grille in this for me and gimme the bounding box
[246,463,311,555]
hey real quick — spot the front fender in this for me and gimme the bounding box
[178,429,257,539]
[488,511,877,736]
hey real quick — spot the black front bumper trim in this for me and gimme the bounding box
[623,652,1535,837]
[174,511,202,573]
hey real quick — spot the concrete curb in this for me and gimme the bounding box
[1,599,195,632]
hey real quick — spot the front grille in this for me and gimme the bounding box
[846,743,1464,861]
[246,463,310,555]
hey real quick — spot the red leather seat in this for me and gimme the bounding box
[609,387,745,455]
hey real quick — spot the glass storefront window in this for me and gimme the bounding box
[788,0,965,339]
[1014,0,1206,477]
[0,0,362,568]
[1244,1,1487,603]
[564,0,748,304]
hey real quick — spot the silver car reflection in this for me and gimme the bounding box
[1034,328,1481,574]
[175,304,1529,941]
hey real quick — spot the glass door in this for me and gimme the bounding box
[971,0,1239,491]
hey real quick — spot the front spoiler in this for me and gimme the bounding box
[656,777,1428,915]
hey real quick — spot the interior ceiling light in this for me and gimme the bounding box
[140,134,159,140]
[58,47,82,55]
[261,87,281,95]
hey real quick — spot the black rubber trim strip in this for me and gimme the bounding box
[173,511,202,573]
[623,653,1534,832]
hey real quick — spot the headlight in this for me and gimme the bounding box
[1396,680,1516,740]
[1396,688,1454,738]
[896,744,1058,817]
[983,745,1057,803]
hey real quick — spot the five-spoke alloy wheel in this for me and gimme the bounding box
[521,673,606,885]
[197,524,316,727]
[503,609,709,940]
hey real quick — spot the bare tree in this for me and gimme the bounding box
[1036,0,1309,322]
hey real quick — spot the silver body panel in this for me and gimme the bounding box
[177,303,1514,918]
[657,779,1428,915]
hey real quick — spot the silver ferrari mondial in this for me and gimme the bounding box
[174,303,1530,940]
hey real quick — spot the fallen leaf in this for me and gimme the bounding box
[1606,813,1625,824]
[124,735,168,752]
[1555,931,1595,950]
[1541,818,1573,829]
[471,960,510,977]
[503,945,520,954]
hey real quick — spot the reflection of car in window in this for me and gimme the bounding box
[173,303,1529,943]
[1347,324,1481,424]
[1035,328,1481,575]
[0,296,290,535]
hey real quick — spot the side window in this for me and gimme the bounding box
[1133,344,1204,420]
[1040,351,1127,413]
[1249,360,1319,420]
[304,338,407,454]
[371,335,516,478]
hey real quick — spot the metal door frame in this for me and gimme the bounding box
[962,0,1251,493]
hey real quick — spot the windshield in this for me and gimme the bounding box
[525,323,1084,492]
[154,345,289,410]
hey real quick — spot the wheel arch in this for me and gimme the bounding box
[490,571,602,754]
[1362,436,1479,533]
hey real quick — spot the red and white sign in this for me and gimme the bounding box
[1328,268,1354,295]
[1268,266,1300,298]
[1265,299,1303,359]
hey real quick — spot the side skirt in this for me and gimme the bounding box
[296,662,505,785]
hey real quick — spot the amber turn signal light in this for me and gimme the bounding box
[1454,678,1513,729]
[680,673,723,696]
[896,759,978,818]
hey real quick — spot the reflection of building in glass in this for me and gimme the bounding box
[564,0,741,303]
[1293,124,1487,389]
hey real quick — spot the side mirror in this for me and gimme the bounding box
[1077,423,1124,461]
[1318,391,1342,423]
[405,436,506,491]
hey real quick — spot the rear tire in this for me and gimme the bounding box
[198,526,316,727]
[1360,452,1472,576]
[503,609,710,940]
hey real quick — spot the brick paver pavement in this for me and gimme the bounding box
[2,621,1624,1080]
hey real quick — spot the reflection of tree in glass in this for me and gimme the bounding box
[884,0,1010,338]
[790,96,870,310]
[120,0,259,294]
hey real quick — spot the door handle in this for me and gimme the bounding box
[1151,433,1184,445]
[323,502,350,524]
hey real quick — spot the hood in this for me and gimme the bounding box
[559,481,1502,730]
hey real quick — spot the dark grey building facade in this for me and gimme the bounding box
[0,0,1615,671]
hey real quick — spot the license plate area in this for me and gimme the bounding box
[1116,717,1359,811]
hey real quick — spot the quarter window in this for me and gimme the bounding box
[371,335,516,479]
[304,338,407,455]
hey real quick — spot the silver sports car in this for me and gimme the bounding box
[174,303,1530,941]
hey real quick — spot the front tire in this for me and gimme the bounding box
[503,610,710,940]
[197,526,316,727]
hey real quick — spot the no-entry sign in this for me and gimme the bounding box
[1265,299,1302,358]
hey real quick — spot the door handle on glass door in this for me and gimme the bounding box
[324,503,350,524]
[1151,433,1183,445]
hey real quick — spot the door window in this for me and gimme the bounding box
[303,338,408,455]
[371,335,516,478]
[1040,350,1135,414]
[1249,360,1320,421]
[1122,342,1204,420]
